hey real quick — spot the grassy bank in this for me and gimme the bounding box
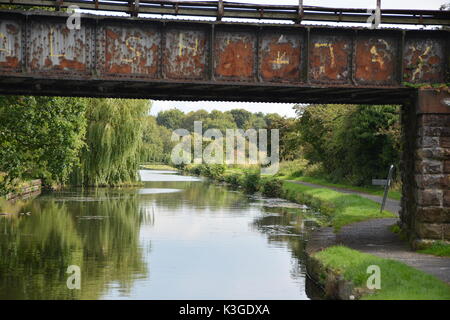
[275,160,401,201]
[140,164,178,171]
[313,246,450,300]
[184,164,395,231]
[282,176,401,201]
[418,242,450,257]
[283,182,395,231]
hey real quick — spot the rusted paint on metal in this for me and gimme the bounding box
[355,37,397,84]
[259,32,302,82]
[403,38,445,83]
[214,30,256,81]
[416,89,450,114]
[0,20,21,71]
[309,34,351,83]
[163,28,208,80]
[104,26,159,76]
[0,10,448,101]
[28,22,87,72]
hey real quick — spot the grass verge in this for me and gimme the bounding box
[140,164,177,171]
[283,181,395,230]
[418,242,450,257]
[280,175,401,201]
[314,246,450,300]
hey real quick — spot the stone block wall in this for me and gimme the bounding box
[400,89,450,248]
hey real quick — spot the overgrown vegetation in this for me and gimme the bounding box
[418,242,450,257]
[0,96,87,193]
[295,104,400,186]
[153,104,401,193]
[184,164,393,229]
[69,98,150,187]
[314,246,450,300]
[283,181,394,230]
[0,96,151,194]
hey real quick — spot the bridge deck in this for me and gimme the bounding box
[0,10,448,103]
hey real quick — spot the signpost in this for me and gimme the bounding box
[372,164,395,214]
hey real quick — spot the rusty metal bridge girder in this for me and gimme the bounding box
[0,10,448,104]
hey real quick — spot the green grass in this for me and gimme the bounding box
[283,181,395,230]
[140,164,178,171]
[418,242,450,257]
[281,175,401,201]
[314,246,450,300]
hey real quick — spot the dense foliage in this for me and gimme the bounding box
[70,98,150,186]
[0,96,87,192]
[296,104,400,185]
[141,116,174,164]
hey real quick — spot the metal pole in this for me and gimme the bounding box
[296,0,304,24]
[217,0,224,21]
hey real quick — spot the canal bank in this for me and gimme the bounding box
[4,179,42,201]
[181,164,450,299]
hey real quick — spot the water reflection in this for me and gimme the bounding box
[0,170,318,300]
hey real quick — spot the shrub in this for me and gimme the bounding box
[242,170,261,194]
[225,173,242,188]
[261,178,284,197]
[204,164,226,180]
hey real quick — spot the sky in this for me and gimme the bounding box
[82,0,448,117]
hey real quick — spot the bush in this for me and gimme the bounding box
[276,159,309,178]
[225,173,242,188]
[261,178,284,197]
[242,170,261,194]
[204,164,226,180]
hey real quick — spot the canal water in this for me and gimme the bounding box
[0,170,322,300]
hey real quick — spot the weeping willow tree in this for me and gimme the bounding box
[70,98,150,186]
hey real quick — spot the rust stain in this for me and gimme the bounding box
[104,27,159,76]
[216,37,254,78]
[0,56,19,68]
[260,34,301,82]
[355,38,396,83]
[403,39,444,83]
[310,36,350,82]
[0,21,21,70]
[28,22,86,72]
[163,29,208,80]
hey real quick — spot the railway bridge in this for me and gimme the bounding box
[0,1,449,246]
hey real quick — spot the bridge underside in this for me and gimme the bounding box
[0,77,416,104]
[0,10,449,246]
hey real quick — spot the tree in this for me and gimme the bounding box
[141,116,174,163]
[0,96,87,193]
[227,109,252,128]
[156,108,184,131]
[297,104,400,185]
[70,98,150,186]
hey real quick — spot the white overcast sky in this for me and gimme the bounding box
[85,0,448,117]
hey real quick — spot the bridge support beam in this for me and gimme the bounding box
[400,88,450,249]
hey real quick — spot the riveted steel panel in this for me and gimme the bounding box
[102,25,160,77]
[355,37,398,85]
[309,34,351,84]
[214,30,256,81]
[259,31,303,83]
[0,20,21,72]
[28,21,89,73]
[403,37,446,83]
[163,27,209,80]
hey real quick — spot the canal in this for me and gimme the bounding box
[0,170,322,299]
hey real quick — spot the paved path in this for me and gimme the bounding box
[294,180,450,284]
[287,180,401,214]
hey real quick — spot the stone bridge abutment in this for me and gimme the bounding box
[401,89,450,248]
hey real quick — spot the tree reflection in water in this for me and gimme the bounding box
[0,189,149,300]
